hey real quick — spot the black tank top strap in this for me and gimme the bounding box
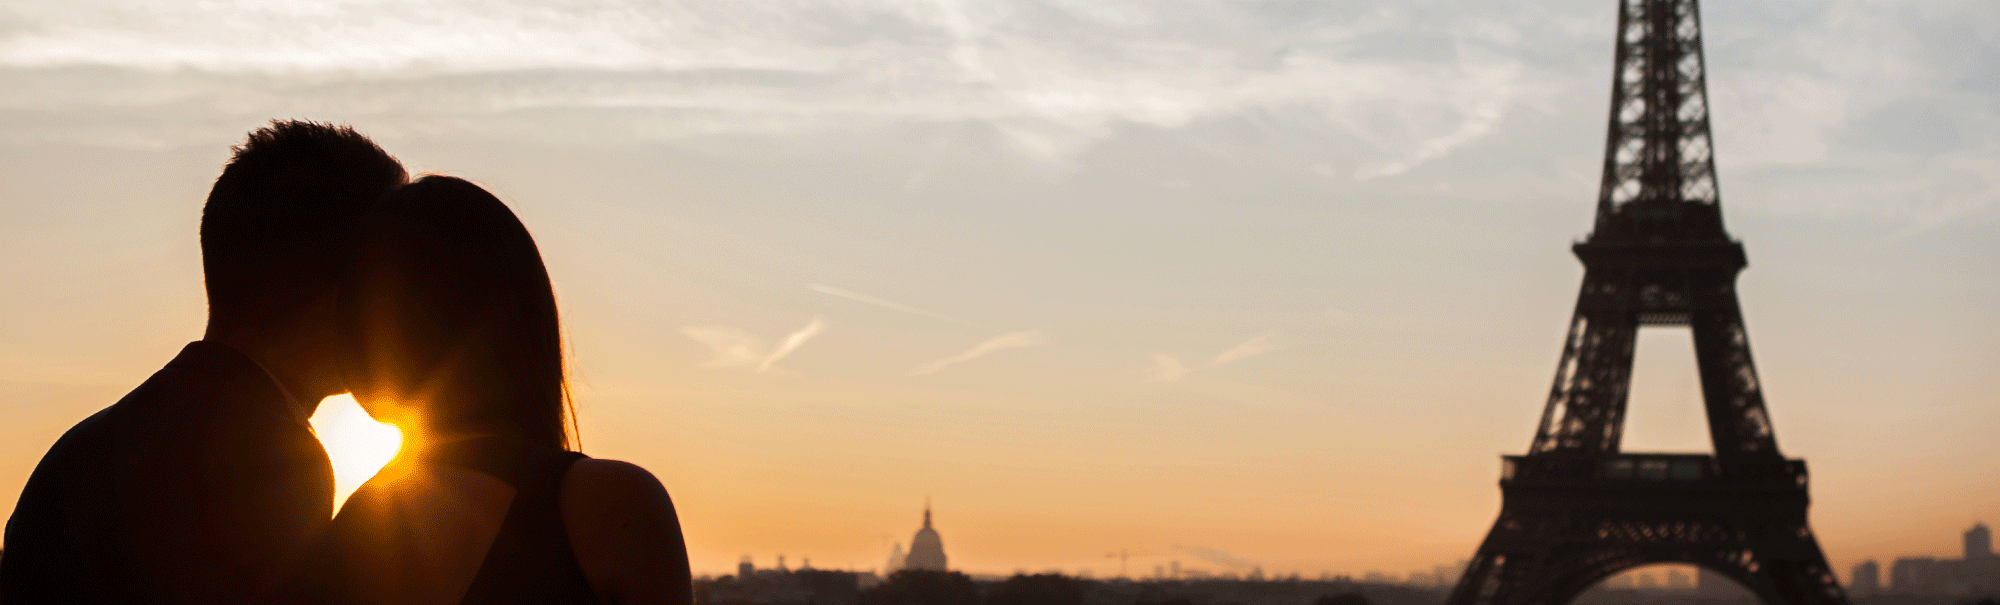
[426,436,603,605]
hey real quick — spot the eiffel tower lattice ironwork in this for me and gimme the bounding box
[1443,2,1849,605]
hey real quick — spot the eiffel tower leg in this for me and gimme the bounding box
[1444,501,1598,605]
[1447,521,1650,605]
[1445,539,1504,605]
[1744,526,1849,605]
[1530,269,1642,455]
[1446,514,1522,605]
[1689,290,1779,460]
[1447,469,1850,605]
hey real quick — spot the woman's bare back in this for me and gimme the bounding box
[324,437,690,605]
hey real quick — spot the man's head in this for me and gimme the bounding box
[201,121,407,393]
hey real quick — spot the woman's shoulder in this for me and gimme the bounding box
[564,458,664,490]
[559,457,694,605]
[561,458,674,512]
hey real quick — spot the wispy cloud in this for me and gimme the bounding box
[1212,334,1277,365]
[1353,94,1510,180]
[764,317,827,372]
[683,316,827,373]
[909,329,1048,376]
[1146,353,1189,384]
[809,284,992,330]
[4,1,1985,228]
[0,1,1552,167]
[1149,334,1278,383]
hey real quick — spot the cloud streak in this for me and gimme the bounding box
[683,316,826,373]
[909,329,1048,376]
[1150,334,1278,383]
[1146,353,1189,384]
[809,284,992,330]
[1212,334,1277,365]
[2,1,1986,228]
[0,1,1551,167]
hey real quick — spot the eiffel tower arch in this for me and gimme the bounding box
[1443,2,1849,605]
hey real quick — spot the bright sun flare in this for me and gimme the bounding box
[308,393,404,514]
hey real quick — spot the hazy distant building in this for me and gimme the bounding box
[1435,562,1466,588]
[1850,560,1880,595]
[885,542,906,572]
[1891,557,1940,593]
[739,555,754,579]
[1967,523,1993,559]
[904,503,948,571]
[1887,523,2000,596]
[1666,568,1692,592]
[703,566,867,605]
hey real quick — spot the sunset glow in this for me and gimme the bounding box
[1,0,1996,581]
[309,394,404,514]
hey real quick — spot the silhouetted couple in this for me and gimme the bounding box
[0,121,693,605]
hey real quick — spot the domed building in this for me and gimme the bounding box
[903,503,948,571]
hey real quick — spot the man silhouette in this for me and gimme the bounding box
[1,121,407,604]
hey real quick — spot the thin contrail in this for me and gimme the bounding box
[1146,334,1278,384]
[761,316,827,372]
[682,316,827,373]
[909,330,1048,376]
[808,283,993,330]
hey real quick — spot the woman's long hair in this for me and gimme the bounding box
[339,175,573,450]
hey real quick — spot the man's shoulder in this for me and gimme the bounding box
[68,357,249,447]
[25,345,318,487]
[3,344,334,605]
[22,355,242,482]
[124,342,317,434]
[8,343,333,523]
[0,354,222,597]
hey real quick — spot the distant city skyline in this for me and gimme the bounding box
[715,518,2000,591]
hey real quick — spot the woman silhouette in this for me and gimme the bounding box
[306,175,692,605]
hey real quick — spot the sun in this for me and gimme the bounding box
[308,393,405,514]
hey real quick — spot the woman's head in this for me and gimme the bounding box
[340,175,571,450]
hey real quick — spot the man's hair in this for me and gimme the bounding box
[201,120,408,329]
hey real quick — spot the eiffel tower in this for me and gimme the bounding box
[1442,2,1849,605]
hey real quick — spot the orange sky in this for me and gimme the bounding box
[3,0,1998,583]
